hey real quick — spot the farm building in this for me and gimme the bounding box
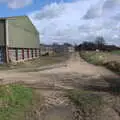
[0,16,40,63]
[40,44,54,56]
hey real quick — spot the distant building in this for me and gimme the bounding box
[52,43,74,54]
[67,46,75,53]
[40,44,54,56]
[0,16,40,63]
[40,43,74,56]
[52,44,64,54]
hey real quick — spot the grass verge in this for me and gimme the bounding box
[111,50,120,55]
[0,84,43,120]
[67,90,103,110]
[67,90,104,119]
[80,51,120,75]
[79,51,105,65]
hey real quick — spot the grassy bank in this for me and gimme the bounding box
[80,51,120,75]
[67,90,103,119]
[111,50,120,55]
[0,84,42,120]
[67,90,103,109]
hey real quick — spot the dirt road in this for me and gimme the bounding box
[0,52,120,120]
[0,52,118,83]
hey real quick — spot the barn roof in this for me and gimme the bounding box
[0,15,39,34]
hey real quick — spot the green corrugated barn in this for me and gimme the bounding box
[0,15,40,63]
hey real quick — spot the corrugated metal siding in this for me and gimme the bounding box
[7,16,38,34]
[9,49,16,61]
[8,24,39,48]
[0,20,5,46]
[7,16,40,48]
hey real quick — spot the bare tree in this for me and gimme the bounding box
[95,36,105,50]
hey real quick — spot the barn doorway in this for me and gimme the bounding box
[0,47,5,64]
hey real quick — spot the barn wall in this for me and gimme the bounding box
[8,48,40,63]
[18,49,22,60]
[8,49,16,62]
[33,49,36,58]
[0,17,41,64]
[7,16,40,48]
[29,49,32,58]
[5,16,40,63]
[24,49,27,60]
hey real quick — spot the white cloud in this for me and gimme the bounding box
[0,0,32,8]
[34,3,65,20]
[84,0,120,19]
[29,0,120,45]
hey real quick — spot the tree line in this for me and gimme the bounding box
[75,36,120,51]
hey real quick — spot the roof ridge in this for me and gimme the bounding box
[0,15,27,19]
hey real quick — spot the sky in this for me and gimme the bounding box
[0,0,120,45]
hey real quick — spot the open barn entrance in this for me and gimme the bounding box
[0,47,5,64]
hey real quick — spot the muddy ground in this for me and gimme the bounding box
[0,52,120,120]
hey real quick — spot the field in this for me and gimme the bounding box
[111,50,120,55]
[80,51,120,74]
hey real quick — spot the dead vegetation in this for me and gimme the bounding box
[80,51,120,75]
